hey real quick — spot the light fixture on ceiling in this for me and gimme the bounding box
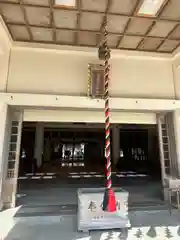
[54,0,76,7]
[137,0,166,16]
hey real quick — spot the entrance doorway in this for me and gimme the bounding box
[14,122,164,216]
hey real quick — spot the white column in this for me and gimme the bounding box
[34,122,44,168]
[173,110,180,176]
[112,124,120,165]
[0,103,9,210]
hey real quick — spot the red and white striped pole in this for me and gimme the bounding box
[102,17,116,212]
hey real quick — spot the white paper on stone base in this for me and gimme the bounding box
[77,188,130,232]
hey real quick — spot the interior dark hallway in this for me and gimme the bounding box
[19,123,160,177]
[15,122,164,215]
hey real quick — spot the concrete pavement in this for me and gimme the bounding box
[1,208,180,240]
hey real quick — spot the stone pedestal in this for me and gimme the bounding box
[77,187,130,232]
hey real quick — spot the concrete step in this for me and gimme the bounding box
[14,204,77,217]
[14,200,170,218]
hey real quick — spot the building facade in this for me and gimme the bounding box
[0,15,180,209]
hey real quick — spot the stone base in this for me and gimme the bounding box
[77,187,130,232]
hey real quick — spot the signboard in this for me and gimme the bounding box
[88,64,105,99]
[77,188,130,232]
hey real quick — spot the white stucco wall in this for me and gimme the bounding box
[6,47,174,99]
[23,109,156,124]
[0,19,11,92]
[0,48,10,92]
[173,55,180,99]
[0,103,9,209]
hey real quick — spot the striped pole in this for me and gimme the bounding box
[104,19,111,189]
[102,17,116,212]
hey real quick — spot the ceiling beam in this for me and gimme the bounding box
[97,0,112,46]
[116,18,131,48]
[117,0,141,48]
[74,0,81,45]
[135,20,156,50]
[1,0,180,53]
[19,0,33,41]
[0,1,179,23]
[155,23,180,51]
[50,0,56,42]
[5,23,170,40]
[156,0,170,17]
[12,39,172,54]
[3,92,179,111]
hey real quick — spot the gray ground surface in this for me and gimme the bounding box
[4,211,180,240]
[16,176,163,209]
[3,176,180,239]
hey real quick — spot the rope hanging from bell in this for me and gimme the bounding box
[100,16,117,212]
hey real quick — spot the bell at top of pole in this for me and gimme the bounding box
[98,42,111,60]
